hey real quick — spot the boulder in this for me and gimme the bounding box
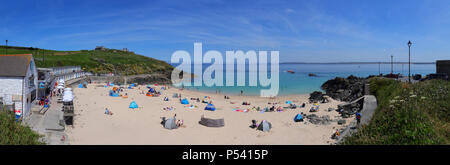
[328,108,336,112]
[336,97,364,118]
[321,75,366,102]
[306,114,332,125]
[337,119,346,125]
[309,91,325,103]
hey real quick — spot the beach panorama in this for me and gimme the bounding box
[0,1,449,161]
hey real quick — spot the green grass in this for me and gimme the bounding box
[0,109,45,145]
[342,78,449,145]
[0,46,173,76]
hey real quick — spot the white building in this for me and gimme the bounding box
[0,54,38,119]
[51,66,87,82]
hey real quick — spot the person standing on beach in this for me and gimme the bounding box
[240,90,243,96]
[355,112,361,125]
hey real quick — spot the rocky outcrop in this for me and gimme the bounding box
[127,74,171,85]
[321,75,366,102]
[88,73,172,85]
[306,114,332,125]
[336,96,364,118]
[309,91,324,103]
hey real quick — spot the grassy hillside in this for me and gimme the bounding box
[0,109,44,145]
[343,78,449,145]
[0,46,173,76]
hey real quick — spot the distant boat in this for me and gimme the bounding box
[287,70,295,74]
[308,73,318,77]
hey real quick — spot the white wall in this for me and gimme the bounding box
[0,77,24,111]
[22,58,38,118]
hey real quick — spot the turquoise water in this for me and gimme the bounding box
[175,63,436,96]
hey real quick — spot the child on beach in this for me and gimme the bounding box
[332,129,340,139]
[104,108,113,115]
[356,112,361,125]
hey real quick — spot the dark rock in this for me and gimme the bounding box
[309,91,325,103]
[328,108,336,112]
[337,119,346,125]
[306,114,332,125]
[321,75,367,102]
[336,97,364,118]
[127,74,171,85]
[308,73,318,77]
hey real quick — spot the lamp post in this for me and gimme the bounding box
[5,40,8,54]
[390,55,393,74]
[378,62,381,75]
[408,40,412,83]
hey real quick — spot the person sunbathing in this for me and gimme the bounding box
[270,106,275,111]
[176,119,184,127]
[332,129,341,139]
[249,120,257,128]
[104,108,113,115]
[276,106,283,112]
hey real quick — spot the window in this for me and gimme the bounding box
[29,75,35,88]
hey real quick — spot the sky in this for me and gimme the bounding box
[0,0,449,62]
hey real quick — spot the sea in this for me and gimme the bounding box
[171,63,436,96]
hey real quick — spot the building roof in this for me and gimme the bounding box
[0,54,33,77]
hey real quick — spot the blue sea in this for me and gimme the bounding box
[172,63,436,96]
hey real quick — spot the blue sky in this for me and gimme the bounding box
[1,0,449,62]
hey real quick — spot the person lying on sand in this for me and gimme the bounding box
[176,119,184,127]
[163,106,175,111]
[331,129,341,139]
[242,101,251,105]
[104,108,113,115]
[269,106,275,111]
[276,106,283,112]
[249,120,257,129]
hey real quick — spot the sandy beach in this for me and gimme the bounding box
[65,83,352,145]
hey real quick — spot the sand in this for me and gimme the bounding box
[65,84,352,145]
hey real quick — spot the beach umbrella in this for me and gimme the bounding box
[181,98,189,105]
[199,116,224,127]
[204,104,216,111]
[257,120,272,132]
[149,88,155,93]
[164,118,178,130]
[129,101,138,109]
[294,114,303,122]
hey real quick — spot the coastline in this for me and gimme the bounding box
[65,83,351,145]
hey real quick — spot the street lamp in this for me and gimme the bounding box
[5,40,8,54]
[408,40,412,83]
[390,55,393,75]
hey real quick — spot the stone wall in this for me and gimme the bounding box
[436,60,450,76]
